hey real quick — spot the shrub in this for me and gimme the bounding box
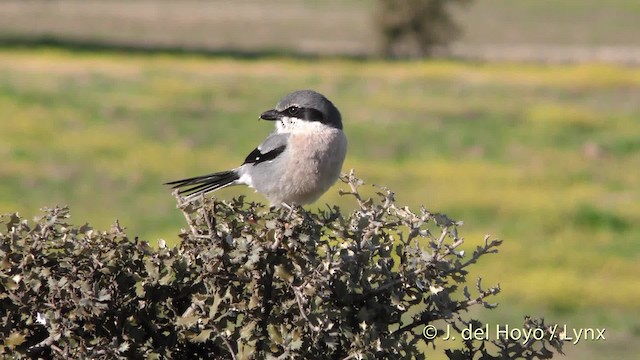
[1,172,562,359]
[374,0,472,58]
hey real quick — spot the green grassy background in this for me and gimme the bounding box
[2,48,639,358]
[1,0,640,358]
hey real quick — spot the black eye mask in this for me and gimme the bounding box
[283,106,324,123]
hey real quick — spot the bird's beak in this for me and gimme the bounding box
[259,109,280,121]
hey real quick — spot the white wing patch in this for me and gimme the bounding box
[238,172,254,188]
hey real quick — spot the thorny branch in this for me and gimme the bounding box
[1,171,562,359]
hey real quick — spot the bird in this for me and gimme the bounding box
[165,90,348,208]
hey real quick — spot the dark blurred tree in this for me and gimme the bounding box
[374,0,472,58]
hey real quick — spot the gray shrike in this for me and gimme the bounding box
[166,90,347,207]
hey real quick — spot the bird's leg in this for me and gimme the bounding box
[281,202,296,219]
[283,203,315,224]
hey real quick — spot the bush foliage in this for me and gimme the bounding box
[375,0,472,58]
[1,172,563,359]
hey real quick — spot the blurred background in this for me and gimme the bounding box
[1,0,638,358]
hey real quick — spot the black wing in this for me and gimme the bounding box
[243,145,286,165]
[242,132,289,166]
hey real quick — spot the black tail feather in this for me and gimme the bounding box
[165,170,239,197]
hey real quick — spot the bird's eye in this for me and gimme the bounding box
[287,106,300,116]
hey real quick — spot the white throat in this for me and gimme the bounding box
[276,116,331,134]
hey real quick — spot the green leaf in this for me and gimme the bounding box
[192,329,213,343]
[267,324,283,345]
[5,331,27,349]
[176,314,200,328]
[159,269,175,285]
[240,321,256,339]
[97,288,112,302]
[274,265,294,283]
[135,281,145,297]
